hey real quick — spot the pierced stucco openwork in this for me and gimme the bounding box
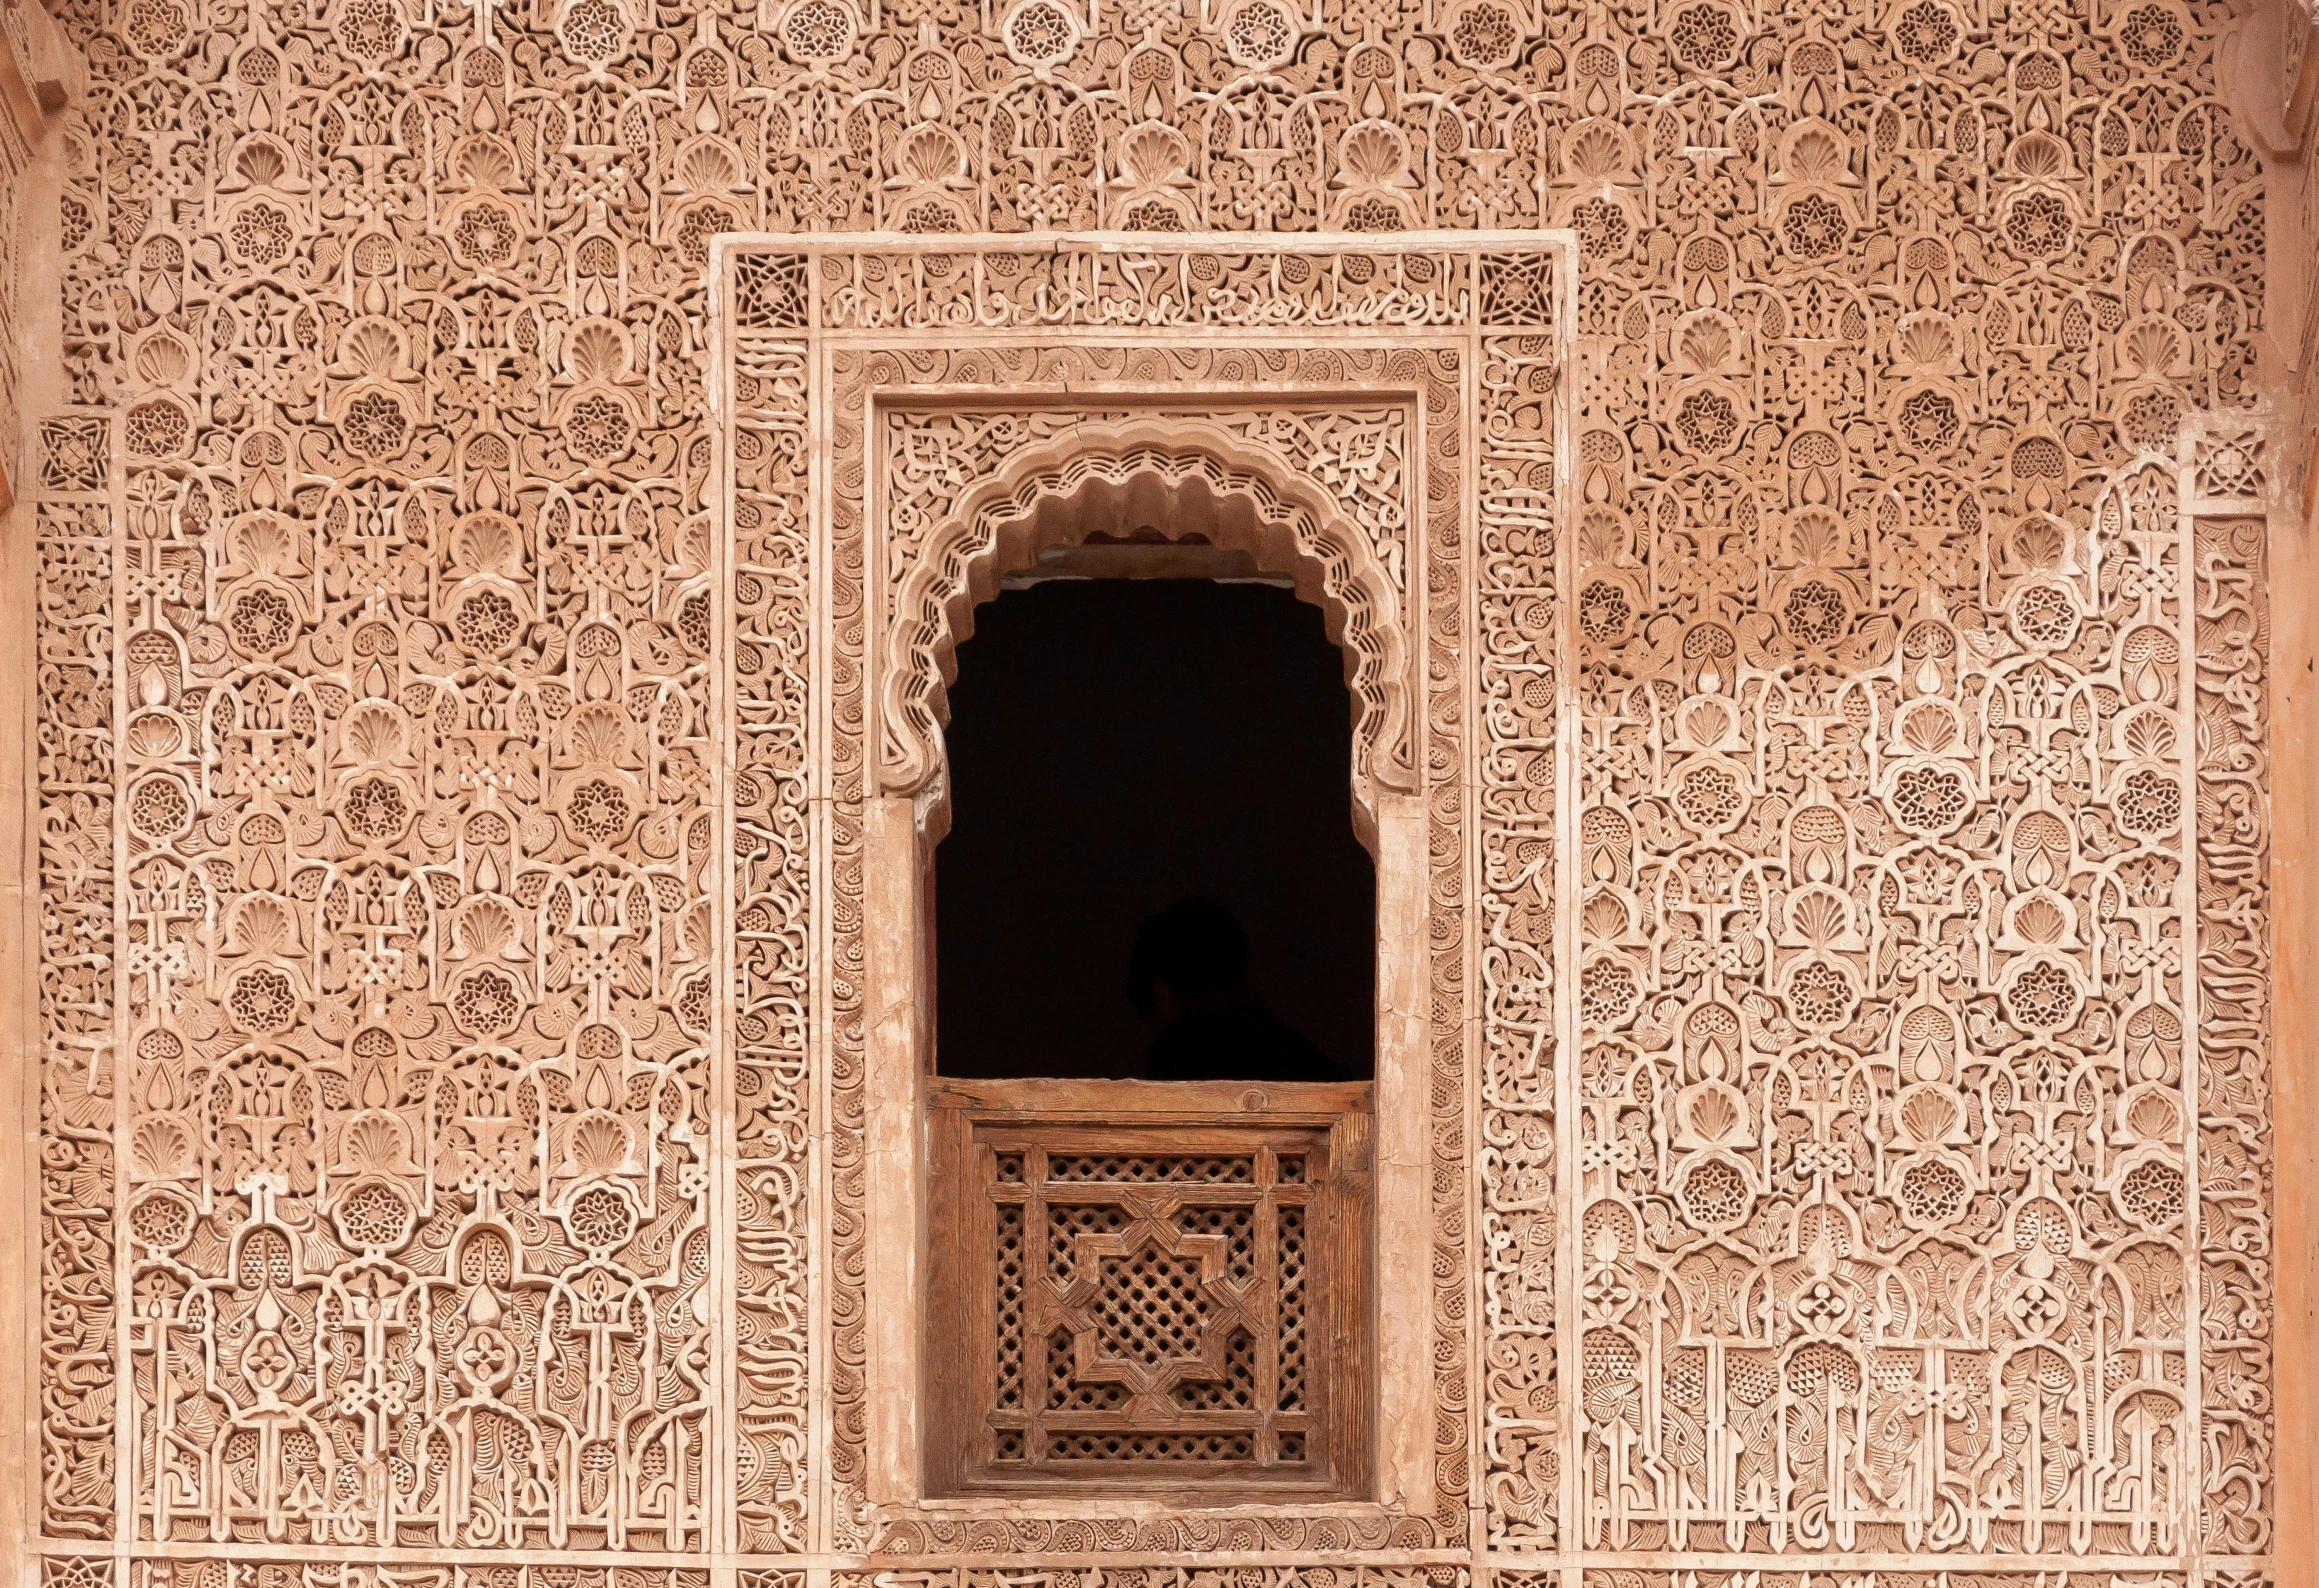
[15,0,2285,1564]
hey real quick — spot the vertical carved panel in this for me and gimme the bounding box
[112,367,719,1541]
[1477,253,1562,1551]
[0,102,32,474]
[1551,0,2271,1560]
[1572,427,2210,1553]
[36,415,119,1540]
[2184,419,2271,1553]
[68,47,721,1537]
[1565,202,2270,1571]
[723,290,814,1553]
[822,333,872,1557]
[1416,334,1477,1546]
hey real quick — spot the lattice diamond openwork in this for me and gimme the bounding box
[930,1094,1351,1490]
[1091,1248,1210,1369]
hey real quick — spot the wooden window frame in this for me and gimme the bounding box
[862,781,1435,1519]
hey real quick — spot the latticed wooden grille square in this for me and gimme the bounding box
[927,1082,1374,1498]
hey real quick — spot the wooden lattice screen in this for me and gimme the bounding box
[925,1081,1374,1499]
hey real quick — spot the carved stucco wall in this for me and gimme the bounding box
[713,236,1573,1559]
[18,0,2280,1572]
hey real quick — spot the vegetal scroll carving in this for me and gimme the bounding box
[23,0,2281,1530]
[1567,343,2269,1560]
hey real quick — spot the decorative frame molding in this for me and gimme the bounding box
[709,230,1576,1563]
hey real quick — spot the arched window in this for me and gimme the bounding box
[935,569,1376,1082]
[864,437,1429,1506]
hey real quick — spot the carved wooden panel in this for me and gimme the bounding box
[924,1080,1374,1497]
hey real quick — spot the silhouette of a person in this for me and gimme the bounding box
[1130,899,1337,1083]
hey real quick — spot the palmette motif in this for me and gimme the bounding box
[25,0,2277,1553]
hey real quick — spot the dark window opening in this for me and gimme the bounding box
[934,576,1376,1081]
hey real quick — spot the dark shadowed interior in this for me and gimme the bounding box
[933,576,1376,1080]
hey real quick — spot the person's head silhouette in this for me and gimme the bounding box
[1129,899,1334,1083]
[1129,897,1247,1024]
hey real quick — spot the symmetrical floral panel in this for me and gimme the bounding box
[23,0,2277,1568]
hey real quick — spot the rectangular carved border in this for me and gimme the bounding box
[710,232,1577,1566]
[857,392,1437,1540]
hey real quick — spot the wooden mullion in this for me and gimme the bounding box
[989,1170,1030,1467]
[1255,1143,1282,1465]
[927,1098,971,1490]
[1025,1143,1052,1464]
[1326,1103,1372,1491]
[1261,1113,1290,1477]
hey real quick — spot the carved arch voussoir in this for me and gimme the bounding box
[877,418,1418,825]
